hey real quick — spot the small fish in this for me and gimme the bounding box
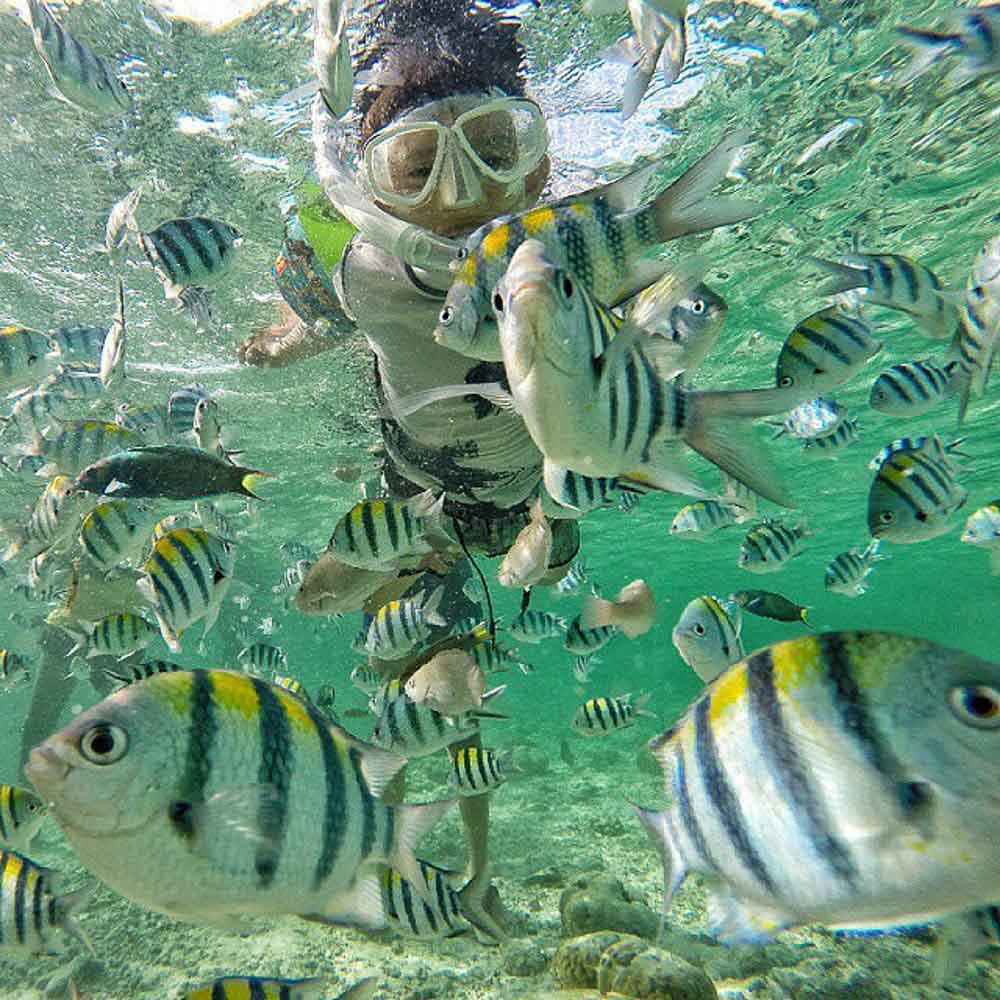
[151,512,197,543]
[166,385,210,437]
[373,684,505,758]
[0,650,30,690]
[435,130,761,360]
[315,683,337,719]
[0,848,92,954]
[497,499,551,589]
[115,403,171,443]
[66,612,158,660]
[364,586,446,660]
[564,616,618,656]
[468,636,532,676]
[773,397,845,439]
[0,325,58,391]
[404,649,493,716]
[738,520,811,573]
[571,693,653,736]
[280,559,313,591]
[672,595,744,683]
[555,557,588,597]
[27,548,71,600]
[137,527,236,651]
[49,326,106,364]
[617,489,641,514]
[104,660,185,687]
[193,398,230,459]
[867,451,967,543]
[2,389,68,443]
[800,417,859,456]
[869,359,958,417]
[825,539,888,597]
[1,475,92,562]
[184,976,374,1000]
[99,279,126,390]
[105,188,142,260]
[238,643,288,675]
[581,578,656,639]
[775,306,883,394]
[730,589,811,625]
[194,501,236,541]
[896,7,1000,87]
[280,540,317,563]
[75,445,269,500]
[670,500,743,540]
[328,490,451,570]
[868,434,968,474]
[573,654,599,684]
[449,747,519,796]
[273,674,310,700]
[951,239,1000,424]
[78,499,153,570]
[0,786,47,851]
[35,420,145,477]
[40,361,104,401]
[507,609,566,643]
[139,218,243,300]
[26,670,455,927]
[635,631,1000,945]
[26,0,131,114]
[809,253,958,340]
[350,664,383,694]
[961,501,1000,574]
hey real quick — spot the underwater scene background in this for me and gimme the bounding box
[0,0,998,997]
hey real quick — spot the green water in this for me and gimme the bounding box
[0,0,998,997]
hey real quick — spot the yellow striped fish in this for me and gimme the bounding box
[672,595,743,683]
[137,528,235,651]
[78,499,153,570]
[67,612,158,660]
[435,130,761,360]
[184,977,377,1000]
[570,693,653,735]
[0,786,47,852]
[26,671,454,928]
[635,632,1000,945]
[1,475,92,562]
[0,848,92,954]
[0,325,57,391]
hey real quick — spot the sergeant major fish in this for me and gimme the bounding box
[869,359,958,417]
[672,595,743,683]
[26,670,455,928]
[634,632,1000,945]
[825,540,889,597]
[0,786,47,852]
[184,977,376,1000]
[0,325,59,392]
[78,499,153,570]
[800,417,859,457]
[364,587,446,660]
[434,130,761,360]
[26,0,131,115]
[738,520,811,573]
[670,500,744,540]
[448,747,519,796]
[571,693,653,736]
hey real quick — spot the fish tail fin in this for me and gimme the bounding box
[579,590,614,631]
[387,798,457,905]
[53,882,96,956]
[894,26,960,86]
[954,368,973,426]
[633,690,656,718]
[863,538,889,563]
[237,470,272,500]
[422,584,447,627]
[642,130,764,240]
[683,388,798,508]
[800,607,814,628]
[458,865,509,943]
[631,802,686,938]
[806,255,869,297]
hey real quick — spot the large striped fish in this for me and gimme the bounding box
[25,670,454,929]
[139,218,243,300]
[185,977,376,1000]
[635,632,1000,946]
[435,131,761,360]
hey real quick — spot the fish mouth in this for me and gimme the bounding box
[25,743,70,794]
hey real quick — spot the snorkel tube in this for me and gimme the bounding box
[311,0,462,273]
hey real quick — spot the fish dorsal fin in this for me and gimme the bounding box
[569,158,663,215]
[608,257,682,308]
[627,254,712,328]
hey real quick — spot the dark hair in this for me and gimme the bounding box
[353,0,528,145]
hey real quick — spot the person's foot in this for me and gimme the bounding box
[238,304,334,368]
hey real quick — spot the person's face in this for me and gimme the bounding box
[370,96,551,238]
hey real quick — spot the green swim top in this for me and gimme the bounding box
[294,181,358,271]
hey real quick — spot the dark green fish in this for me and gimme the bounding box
[729,589,812,625]
[73,445,270,500]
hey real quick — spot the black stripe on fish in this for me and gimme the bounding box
[12,852,28,945]
[596,198,626,273]
[352,743,376,861]
[31,867,44,940]
[673,745,719,871]
[151,548,185,618]
[894,256,920,304]
[399,869,419,932]
[310,705,345,890]
[174,533,210,607]
[251,677,292,887]
[799,325,851,365]
[385,502,399,553]
[746,647,858,887]
[695,695,777,894]
[623,350,640,454]
[558,213,592,290]
[175,671,216,835]
[249,980,267,1000]
[361,503,378,560]
[173,219,216,276]
[147,228,185,287]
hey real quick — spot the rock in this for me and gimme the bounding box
[503,941,551,977]
[560,875,660,939]
[554,932,718,999]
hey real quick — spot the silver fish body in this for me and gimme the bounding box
[237,643,287,675]
[36,420,144,477]
[869,359,957,417]
[166,385,210,437]
[672,595,743,683]
[507,609,566,643]
[738,520,810,573]
[571,693,648,736]
[448,746,514,796]
[825,540,887,597]
[563,616,618,656]
[78,499,153,570]
[800,417,859,456]
[0,787,47,852]
[635,632,1000,944]
[0,325,58,391]
[670,500,742,540]
[26,670,453,928]
[139,219,242,298]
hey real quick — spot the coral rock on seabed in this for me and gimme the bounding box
[553,931,718,999]
[560,875,660,939]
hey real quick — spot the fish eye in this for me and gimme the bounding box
[916,511,928,522]
[779,375,794,388]
[439,306,454,327]
[878,511,895,524]
[27,354,38,365]
[693,623,706,636]
[456,248,469,262]
[557,272,575,305]
[492,290,504,314]
[691,299,706,315]
[78,722,129,765]
[949,685,1000,729]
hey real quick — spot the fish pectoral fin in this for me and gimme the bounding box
[625,442,715,500]
[174,784,282,856]
[569,158,661,215]
[356,743,408,798]
[383,382,516,420]
[308,871,387,930]
[705,884,791,945]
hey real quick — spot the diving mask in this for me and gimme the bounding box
[362,96,548,210]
